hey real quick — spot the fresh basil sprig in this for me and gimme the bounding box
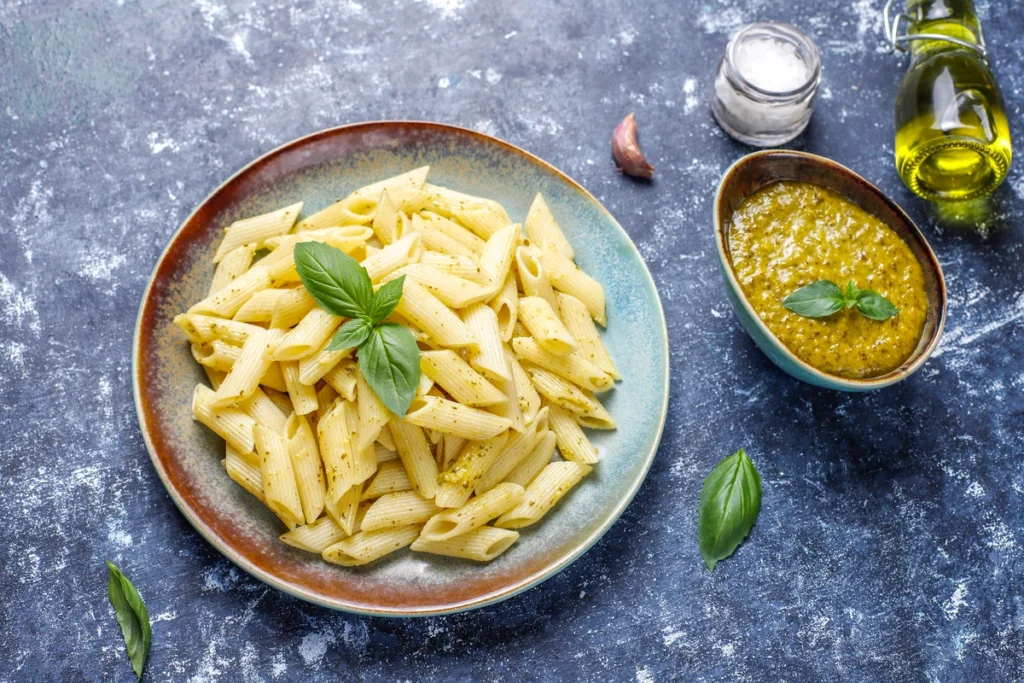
[697,448,762,572]
[294,242,421,416]
[106,562,151,680]
[783,280,898,321]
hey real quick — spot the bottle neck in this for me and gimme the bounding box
[905,0,983,57]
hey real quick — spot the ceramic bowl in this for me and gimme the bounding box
[713,150,946,391]
[133,121,669,616]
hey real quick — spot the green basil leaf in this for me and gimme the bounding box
[370,275,406,325]
[327,318,373,351]
[106,562,151,680]
[697,448,762,572]
[782,280,845,318]
[843,280,860,308]
[856,290,899,321]
[294,242,373,320]
[358,323,421,416]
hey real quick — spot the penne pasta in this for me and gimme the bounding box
[192,384,255,454]
[404,395,511,441]
[395,279,478,349]
[360,460,413,501]
[362,233,421,283]
[540,242,606,325]
[224,444,265,502]
[518,296,577,356]
[387,419,439,499]
[435,432,510,508]
[361,491,440,531]
[322,525,421,567]
[515,244,558,311]
[255,425,304,529]
[322,359,358,401]
[270,308,342,361]
[524,193,574,259]
[475,407,548,495]
[556,292,620,380]
[213,328,282,408]
[384,263,492,309]
[419,349,507,407]
[419,251,489,284]
[479,224,520,287]
[496,461,591,529]
[463,302,508,381]
[233,288,290,323]
[546,403,599,464]
[523,363,593,414]
[511,336,613,393]
[174,313,261,346]
[506,350,542,425]
[490,271,519,342]
[297,340,351,386]
[213,201,302,262]
[421,483,524,541]
[280,515,348,554]
[270,287,317,329]
[505,430,557,488]
[208,244,255,296]
[281,360,319,415]
[410,526,519,562]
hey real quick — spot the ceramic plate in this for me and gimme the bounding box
[133,121,669,616]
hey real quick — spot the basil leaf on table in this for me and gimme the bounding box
[294,241,374,320]
[327,318,374,351]
[855,290,899,321]
[697,448,762,572]
[358,323,422,416]
[781,280,845,318]
[369,275,407,325]
[106,562,151,680]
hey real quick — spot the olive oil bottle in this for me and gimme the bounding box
[893,0,1012,201]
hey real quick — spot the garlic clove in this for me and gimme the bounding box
[611,113,654,179]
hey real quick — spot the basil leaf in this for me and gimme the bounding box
[370,275,406,325]
[327,318,373,351]
[697,448,762,572]
[856,290,899,321]
[294,242,373,320]
[106,562,151,680]
[843,280,860,308]
[782,280,844,318]
[358,323,421,416]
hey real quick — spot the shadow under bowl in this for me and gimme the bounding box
[713,149,947,391]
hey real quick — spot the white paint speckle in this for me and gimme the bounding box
[415,0,465,20]
[683,78,699,115]
[942,580,969,620]
[635,665,655,683]
[438,77,451,89]
[299,631,331,666]
[485,67,502,85]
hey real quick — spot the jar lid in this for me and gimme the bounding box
[725,22,821,101]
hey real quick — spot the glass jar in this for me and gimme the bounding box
[711,22,822,147]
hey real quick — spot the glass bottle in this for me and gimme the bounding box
[892,0,1012,201]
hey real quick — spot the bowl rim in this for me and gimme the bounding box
[131,120,670,616]
[713,149,947,390]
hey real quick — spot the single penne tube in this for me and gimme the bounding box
[296,167,428,232]
[324,483,362,534]
[263,226,374,254]
[410,211,476,257]
[213,201,302,262]
[438,435,465,472]
[174,313,262,346]
[263,386,294,415]
[362,233,421,283]
[575,392,616,430]
[505,430,557,488]
[475,407,548,494]
[384,264,492,309]
[387,419,439,499]
[555,292,620,379]
[488,349,525,433]
[419,349,507,407]
[462,303,508,381]
[419,251,489,284]
[507,350,542,425]
[518,296,577,356]
[421,212,487,253]
[316,402,354,496]
[360,460,413,501]
[524,193,574,259]
[411,526,519,562]
[395,279,478,349]
[375,443,400,464]
[279,515,347,554]
[511,336,613,393]
[435,432,510,508]
[193,385,256,454]
[189,264,272,318]
[224,444,264,502]
[289,441,326,524]
[241,387,289,434]
[371,189,400,244]
[540,242,606,325]
[453,204,510,240]
[479,224,520,286]
[298,339,351,386]
[191,341,287,393]
[281,360,319,416]
[270,287,317,329]
[321,525,421,567]
[208,244,255,295]
[496,461,591,529]
[515,245,558,311]
[524,363,593,414]
[261,362,289,393]
[322,359,357,401]
[361,491,440,531]
[270,308,342,361]
[285,412,319,463]
[421,183,493,217]
[490,271,519,342]
[233,288,290,323]
[255,425,304,529]
[421,482,524,541]
[546,403,599,464]
[376,423,397,451]
[416,371,435,397]
[354,369,390,452]
[212,328,280,408]
[203,365,225,390]
[404,395,511,442]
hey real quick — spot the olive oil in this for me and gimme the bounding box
[894,0,1012,201]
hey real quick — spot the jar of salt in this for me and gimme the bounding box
[711,22,821,147]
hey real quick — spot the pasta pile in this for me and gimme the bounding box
[174,167,621,566]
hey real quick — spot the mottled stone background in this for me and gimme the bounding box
[1,0,1022,680]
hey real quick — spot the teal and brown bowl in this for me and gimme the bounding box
[713,150,947,391]
[133,121,669,616]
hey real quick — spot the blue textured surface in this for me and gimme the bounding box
[1,0,1022,680]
